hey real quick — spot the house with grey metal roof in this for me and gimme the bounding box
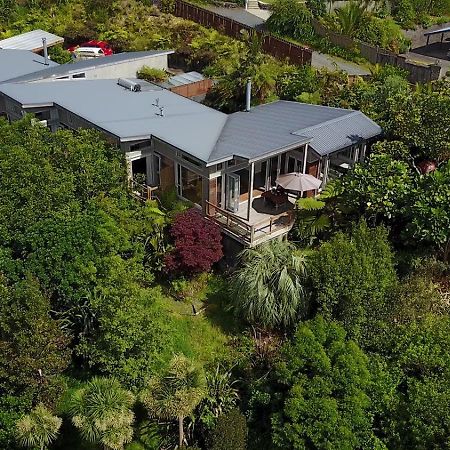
[0,76,381,246]
[4,50,174,83]
[0,29,64,52]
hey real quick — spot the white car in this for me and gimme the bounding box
[73,46,106,58]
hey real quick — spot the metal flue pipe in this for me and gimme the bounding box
[42,37,49,65]
[245,78,251,112]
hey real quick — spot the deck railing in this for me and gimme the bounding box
[206,201,296,246]
[129,180,159,201]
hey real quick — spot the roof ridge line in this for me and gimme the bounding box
[292,110,360,135]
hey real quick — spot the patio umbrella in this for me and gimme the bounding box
[276,172,322,192]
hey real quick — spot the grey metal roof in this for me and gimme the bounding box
[292,109,381,156]
[163,71,205,87]
[211,101,381,162]
[5,50,175,83]
[211,103,312,164]
[0,79,228,161]
[0,49,59,83]
[0,80,381,164]
[0,30,63,52]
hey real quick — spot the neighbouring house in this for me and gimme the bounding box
[0,63,381,247]
[2,50,174,83]
[0,29,64,53]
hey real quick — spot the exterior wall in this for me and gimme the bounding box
[170,79,213,99]
[1,96,24,120]
[36,54,170,82]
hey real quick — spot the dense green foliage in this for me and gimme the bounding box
[208,408,248,450]
[308,222,397,344]
[272,316,383,449]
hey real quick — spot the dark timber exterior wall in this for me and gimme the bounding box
[174,0,313,66]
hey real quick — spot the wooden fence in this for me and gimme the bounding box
[312,19,442,83]
[174,0,312,66]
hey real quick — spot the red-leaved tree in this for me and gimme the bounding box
[164,208,223,275]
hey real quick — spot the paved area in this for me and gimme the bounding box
[312,51,370,75]
[403,50,450,78]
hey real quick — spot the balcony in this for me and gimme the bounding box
[206,196,296,247]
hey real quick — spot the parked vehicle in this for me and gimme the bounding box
[68,40,113,57]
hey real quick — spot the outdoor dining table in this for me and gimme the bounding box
[261,188,289,210]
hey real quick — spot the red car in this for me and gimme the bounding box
[68,40,113,56]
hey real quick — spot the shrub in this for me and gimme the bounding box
[164,209,223,275]
[276,65,319,100]
[308,221,397,344]
[272,316,382,449]
[267,0,315,42]
[137,65,169,83]
[306,0,326,17]
[208,408,248,450]
[356,16,410,53]
[48,45,73,64]
[371,140,411,161]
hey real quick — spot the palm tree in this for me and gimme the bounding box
[16,404,62,450]
[335,0,368,36]
[229,240,307,330]
[140,355,206,448]
[69,377,135,450]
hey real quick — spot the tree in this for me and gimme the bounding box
[140,355,206,448]
[338,153,413,222]
[272,316,383,449]
[164,208,223,275]
[0,277,70,404]
[69,377,135,450]
[229,240,307,330]
[308,221,397,345]
[267,0,315,42]
[75,283,177,389]
[374,316,450,449]
[16,404,61,450]
[335,1,368,36]
[404,161,450,260]
[208,408,248,450]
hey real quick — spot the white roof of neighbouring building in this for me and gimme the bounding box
[0,49,59,83]
[0,30,64,52]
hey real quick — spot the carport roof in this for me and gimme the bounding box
[0,29,63,52]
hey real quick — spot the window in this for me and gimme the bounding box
[181,153,202,167]
[130,141,151,152]
[179,165,203,205]
[72,73,86,79]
